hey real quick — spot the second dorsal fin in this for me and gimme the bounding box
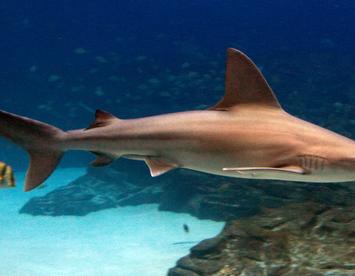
[211,48,282,111]
[90,151,115,167]
[86,109,120,130]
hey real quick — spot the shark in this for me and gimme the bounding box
[0,48,355,192]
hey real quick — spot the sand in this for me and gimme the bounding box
[0,168,223,276]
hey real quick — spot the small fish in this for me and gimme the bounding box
[74,47,88,55]
[0,162,15,188]
[183,224,190,233]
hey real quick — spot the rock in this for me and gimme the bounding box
[170,202,355,275]
[168,268,199,276]
[19,163,163,216]
[190,236,225,257]
[20,159,355,221]
[172,256,223,275]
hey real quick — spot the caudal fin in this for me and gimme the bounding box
[0,110,65,191]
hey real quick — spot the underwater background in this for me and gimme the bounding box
[1,0,355,169]
[0,1,354,275]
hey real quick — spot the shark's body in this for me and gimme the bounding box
[1,48,355,191]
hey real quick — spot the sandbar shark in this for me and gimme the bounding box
[0,48,354,191]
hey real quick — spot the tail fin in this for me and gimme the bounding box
[0,110,65,191]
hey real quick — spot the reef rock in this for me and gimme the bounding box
[20,161,163,216]
[169,202,355,276]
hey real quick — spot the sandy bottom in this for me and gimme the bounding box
[0,168,224,276]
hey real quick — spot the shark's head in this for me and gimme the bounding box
[328,155,355,182]
[295,141,355,183]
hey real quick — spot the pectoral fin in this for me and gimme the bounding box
[223,165,307,177]
[145,158,178,177]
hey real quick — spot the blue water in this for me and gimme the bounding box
[0,1,354,275]
[0,168,223,275]
[1,0,354,169]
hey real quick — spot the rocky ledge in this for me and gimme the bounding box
[20,160,354,219]
[168,202,355,276]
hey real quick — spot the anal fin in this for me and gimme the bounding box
[145,158,178,177]
[90,152,116,167]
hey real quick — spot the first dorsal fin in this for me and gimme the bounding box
[86,109,120,130]
[211,48,282,111]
